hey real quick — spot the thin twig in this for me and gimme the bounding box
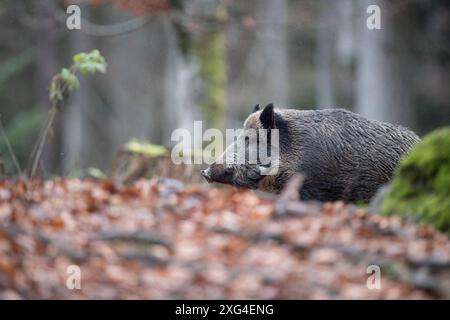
[0,115,23,177]
[28,66,74,179]
[28,105,58,179]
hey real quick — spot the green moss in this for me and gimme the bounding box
[380,127,450,233]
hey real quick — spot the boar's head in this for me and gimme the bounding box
[201,103,279,189]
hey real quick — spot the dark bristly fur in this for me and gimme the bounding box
[202,105,420,202]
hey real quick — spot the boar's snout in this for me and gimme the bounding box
[201,167,213,183]
[201,164,233,185]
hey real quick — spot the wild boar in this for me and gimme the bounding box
[201,104,420,202]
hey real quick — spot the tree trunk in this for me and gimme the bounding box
[315,0,337,109]
[248,0,289,107]
[355,0,415,128]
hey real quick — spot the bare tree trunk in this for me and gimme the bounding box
[103,18,165,149]
[315,0,337,109]
[163,19,199,148]
[62,27,94,174]
[265,0,288,106]
[249,0,289,106]
[355,0,415,128]
[336,0,354,66]
[164,0,227,148]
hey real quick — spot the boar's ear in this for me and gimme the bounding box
[260,103,275,129]
[251,104,261,113]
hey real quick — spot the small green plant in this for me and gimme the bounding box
[87,167,108,180]
[124,138,168,158]
[28,50,107,179]
[380,127,450,234]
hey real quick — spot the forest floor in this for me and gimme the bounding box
[0,178,449,299]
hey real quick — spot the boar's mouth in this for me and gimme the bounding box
[201,164,265,189]
[201,165,234,185]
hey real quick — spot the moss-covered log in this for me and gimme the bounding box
[381,127,450,233]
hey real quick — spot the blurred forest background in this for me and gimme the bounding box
[0,0,449,177]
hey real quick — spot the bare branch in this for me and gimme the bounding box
[92,230,173,249]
